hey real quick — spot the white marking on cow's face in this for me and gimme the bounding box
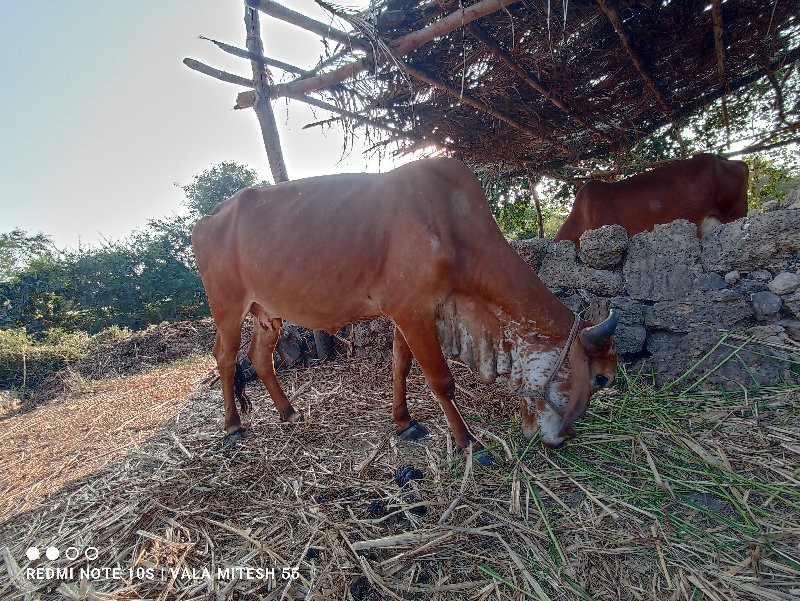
[430,235,440,252]
[451,189,469,215]
[538,407,565,446]
[520,396,565,446]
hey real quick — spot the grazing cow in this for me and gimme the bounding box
[192,158,618,460]
[554,153,749,243]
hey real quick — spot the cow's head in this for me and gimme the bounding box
[519,312,618,448]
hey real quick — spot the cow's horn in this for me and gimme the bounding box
[578,311,619,352]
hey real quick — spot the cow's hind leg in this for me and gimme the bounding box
[392,326,428,440]
[395,317,492,466]
[248,312,303,423]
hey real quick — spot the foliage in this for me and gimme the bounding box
[0,230,55,283]
[180,161,266,218]
[1,161,265,338]
[743,154,800,210]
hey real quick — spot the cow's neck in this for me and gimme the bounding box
[438,249,576,393]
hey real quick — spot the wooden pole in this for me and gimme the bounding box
[530,178,544,239]
[245,5,288,183]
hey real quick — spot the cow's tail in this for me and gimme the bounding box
[234,362,252,414]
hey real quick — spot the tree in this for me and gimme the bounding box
[180,161,267,218]
[0,230,55,282]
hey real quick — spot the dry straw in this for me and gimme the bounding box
[1,341,799,599]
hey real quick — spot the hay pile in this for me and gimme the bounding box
[29,320,216,405]
[1,353,799,600]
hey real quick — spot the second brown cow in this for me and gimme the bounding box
[555,153,748,244]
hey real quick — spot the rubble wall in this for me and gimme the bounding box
[512,204,800,389]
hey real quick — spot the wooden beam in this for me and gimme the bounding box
[245,5,289,183]
[244,0,369,50]
[235,90,413,139]
[200,36,306,75]
[184,58,251,87]
[270,0,521,99]
[468,23,566,111]
[596,0,686,155]
[711,0,730,138]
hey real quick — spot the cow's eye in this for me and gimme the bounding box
[594,374,609,388]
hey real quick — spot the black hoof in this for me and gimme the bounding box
[287,411,304,423]
[396,420,429,441]
[543,439,566,451]
[223,426,246,447]
[473,449,494,467]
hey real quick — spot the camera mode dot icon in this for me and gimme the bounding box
[46,547,60,560]
[26,547,40,560]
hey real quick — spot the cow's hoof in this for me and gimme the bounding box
[287,411,304,423]
[396,420,429,441]
[223,426,246,447]
[543,439,566,451]
[473,449,494,467]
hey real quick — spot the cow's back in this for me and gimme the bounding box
[191,158,503,331]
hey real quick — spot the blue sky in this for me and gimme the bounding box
[0,0,401,249]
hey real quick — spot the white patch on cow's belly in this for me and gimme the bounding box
[430,235,440,252]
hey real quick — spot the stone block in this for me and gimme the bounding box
[768,272,800,295]
[578,224,628,268]
[750,291,782,321]
[701,209,800,273]
[784,290,800,319]
[695,272,727,291]
[511,238,554,271]
[645,289,752,332]
[623,220,702,300]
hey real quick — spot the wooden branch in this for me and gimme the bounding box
[468,23,565,111]
[200,36,306,75]
[236,89,408,138]
[711,0,730,137]
[597,0,686,155]
[184,58,251,86]
[722,136,800,158]
[246,6,289,183]
[270,0,520,99]
[245,0,369,50]
[468,22,613,143]
[399,61,570,153]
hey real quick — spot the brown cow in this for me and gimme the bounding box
[554,153,748,243]
[192,158,618,462]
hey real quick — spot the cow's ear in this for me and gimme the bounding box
[560,339,590,437]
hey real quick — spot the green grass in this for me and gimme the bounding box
[474,353,800,599]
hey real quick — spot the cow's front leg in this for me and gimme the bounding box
[392,326,428,441]
[395,317,492,466]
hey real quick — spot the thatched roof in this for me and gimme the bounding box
[189,0,800,175]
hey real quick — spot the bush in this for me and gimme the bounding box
[0,328,89,394]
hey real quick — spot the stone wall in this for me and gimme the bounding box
[512,205,800,389]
